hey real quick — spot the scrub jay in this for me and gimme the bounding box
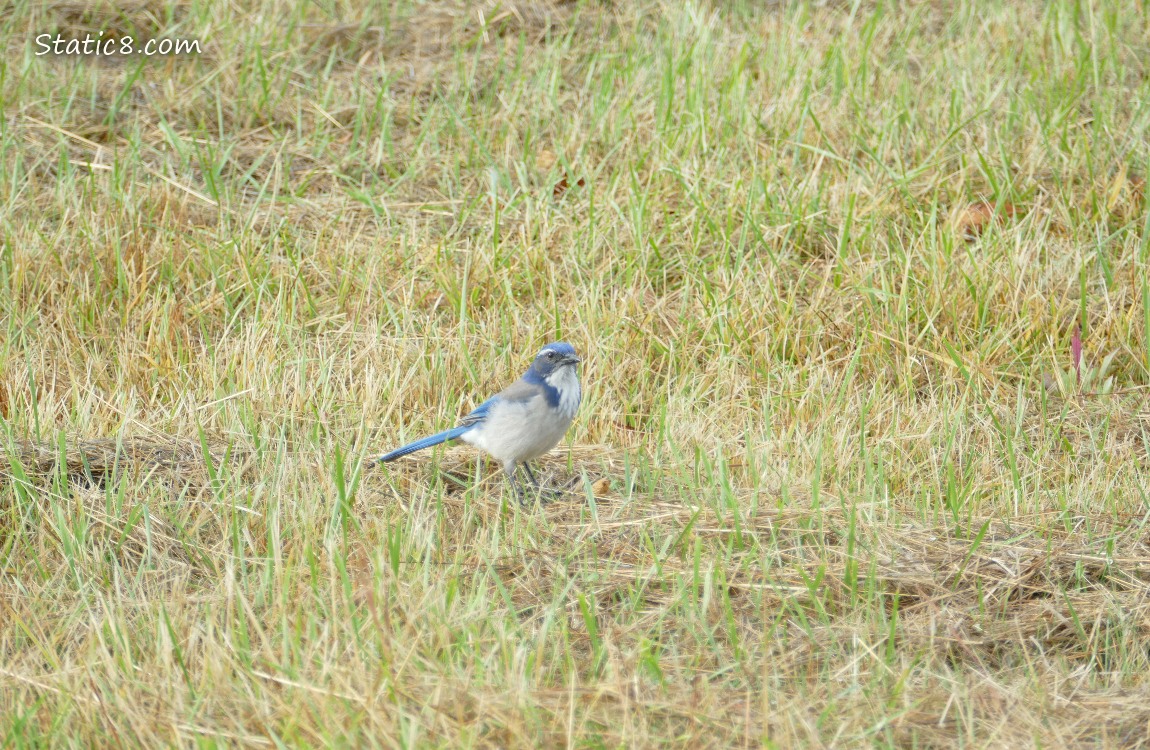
[379,341,582,498]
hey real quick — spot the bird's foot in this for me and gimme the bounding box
[530,484,572,504]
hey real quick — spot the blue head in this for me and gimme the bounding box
[526,341,581,380]
[522,341,582,417]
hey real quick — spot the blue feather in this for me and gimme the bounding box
[459,397,496,426]
[521,370,561,408]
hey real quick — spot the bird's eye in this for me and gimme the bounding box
[545,351,555,360]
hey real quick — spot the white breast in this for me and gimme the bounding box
[545,365,581,419]
[462,393,575,464]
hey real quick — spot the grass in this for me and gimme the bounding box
[2,0,1150,746]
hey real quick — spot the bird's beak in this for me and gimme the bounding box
[565,354,582,365]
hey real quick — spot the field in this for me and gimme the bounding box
[4,0,1150,746]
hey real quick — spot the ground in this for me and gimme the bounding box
[3,0,1150,747]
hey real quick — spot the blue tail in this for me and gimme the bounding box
[379,426,470,463]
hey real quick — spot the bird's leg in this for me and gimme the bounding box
[505,462,529,503]
[521,462,540,488]
[522,461,563,502]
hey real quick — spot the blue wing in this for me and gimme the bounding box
[458,396,496,427]
[457,378,542,427]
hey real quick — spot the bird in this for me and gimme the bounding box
[379,341,582,499]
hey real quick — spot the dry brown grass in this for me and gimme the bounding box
[4,0,1150,746]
